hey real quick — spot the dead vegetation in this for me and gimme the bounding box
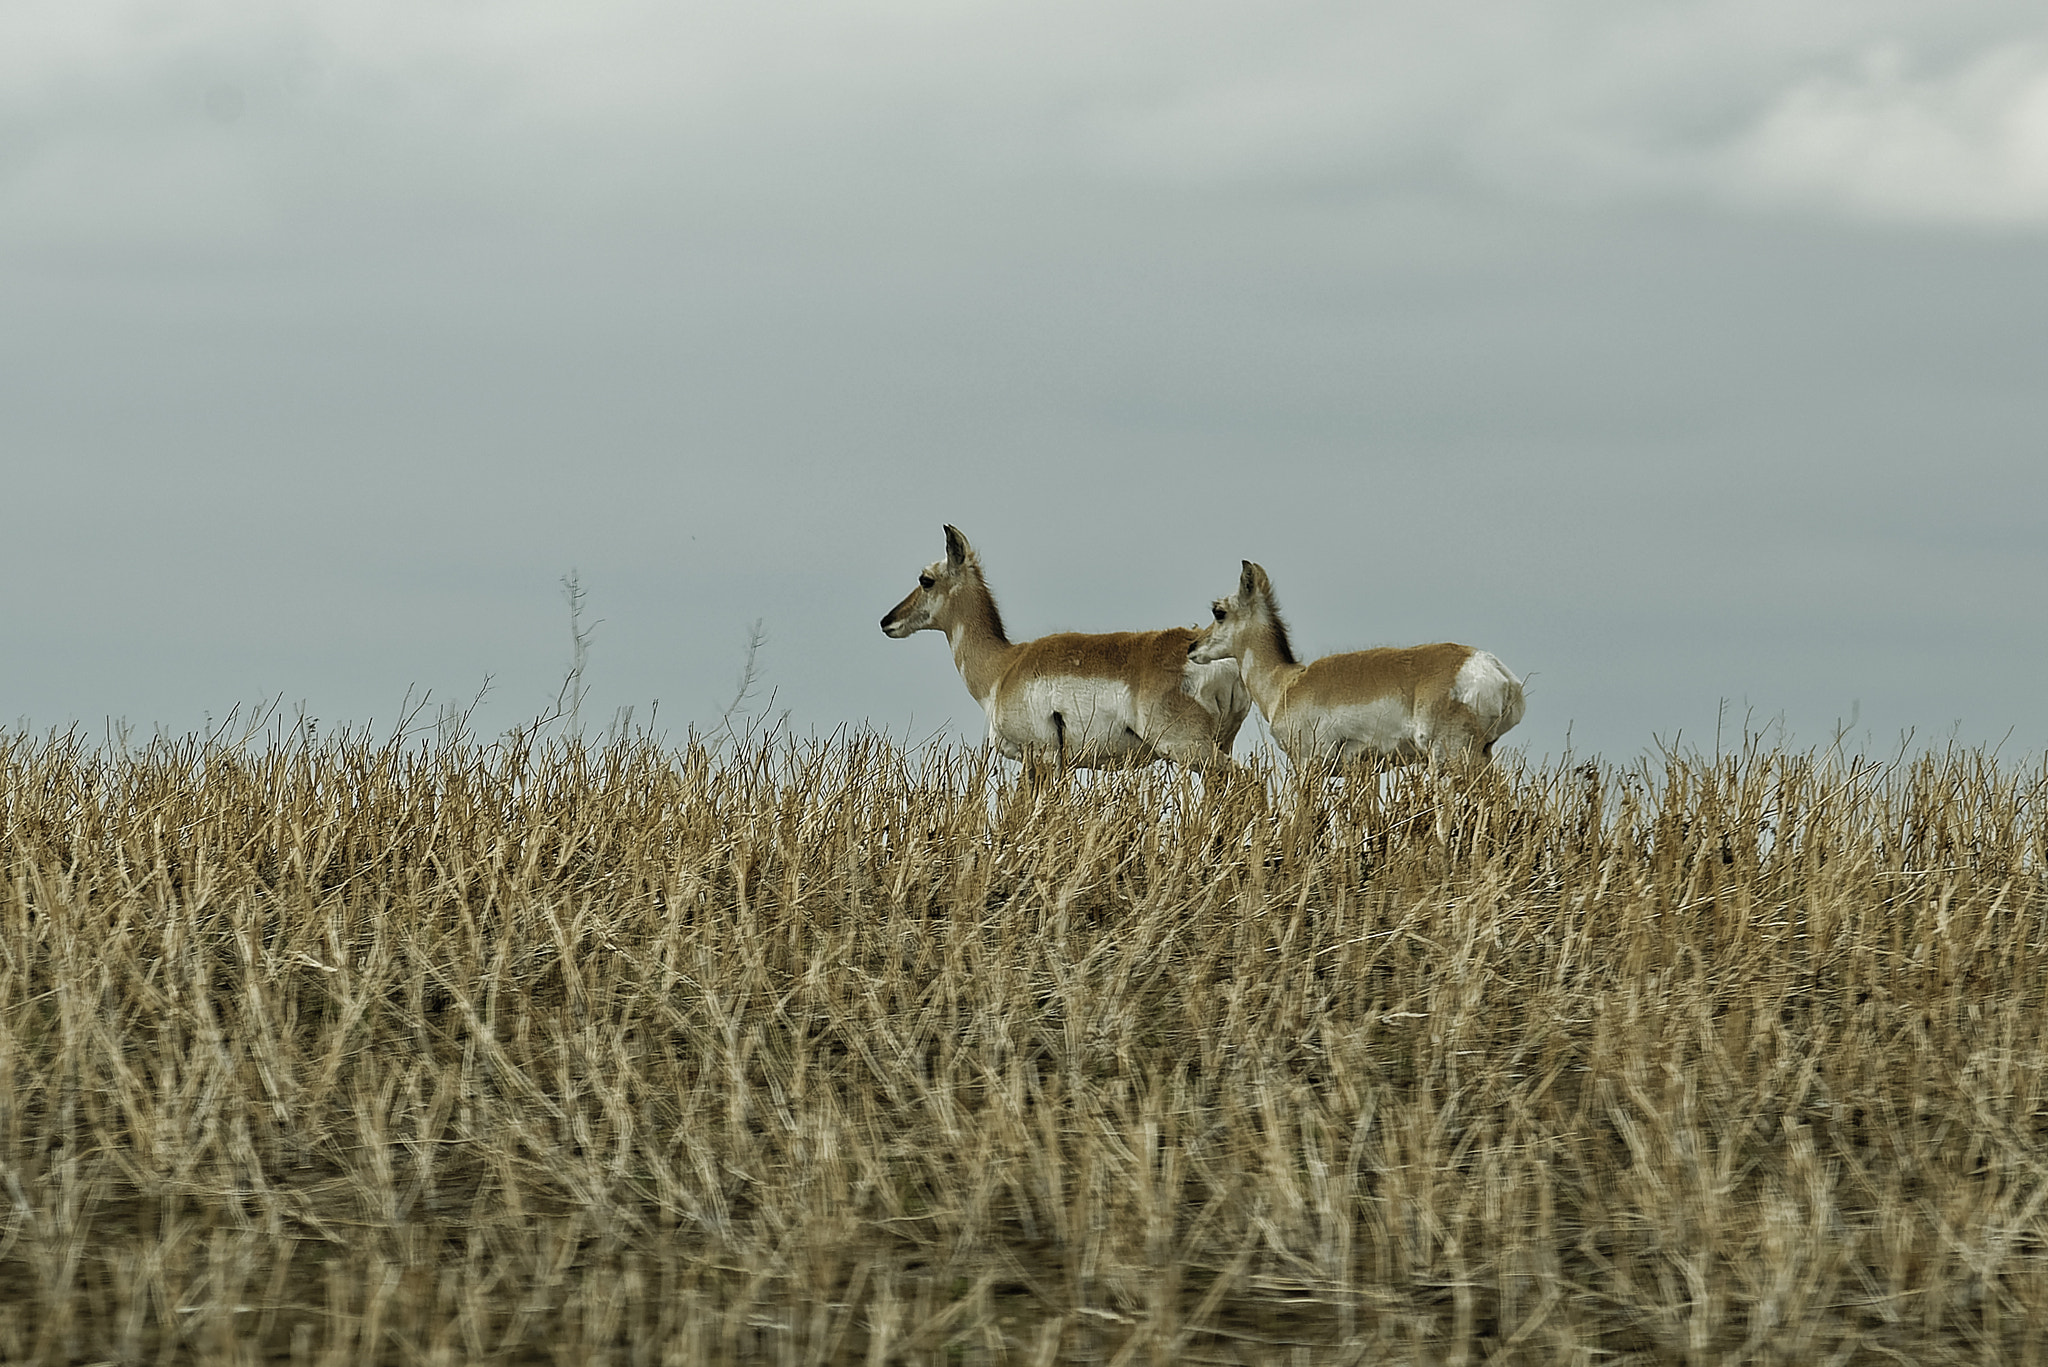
[1,722,2045,1364]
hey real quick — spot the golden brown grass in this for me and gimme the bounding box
[1,722,2045,1364]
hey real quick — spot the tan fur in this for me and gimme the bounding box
[1282,641,1475,711]
[1002,629,1201,691]
[883,527,1248,771]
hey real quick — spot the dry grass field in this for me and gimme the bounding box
[2,720,2046,1365]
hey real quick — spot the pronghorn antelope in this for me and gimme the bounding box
[1190,561,1525,766]
[881,526,1250,771]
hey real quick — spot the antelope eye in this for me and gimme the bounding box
[1211,606,1226,621]
[918,574,935,589]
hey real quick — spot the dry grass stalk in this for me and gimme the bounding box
[0,723,2045,1363]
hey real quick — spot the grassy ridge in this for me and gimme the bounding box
[1,726,2045,1364]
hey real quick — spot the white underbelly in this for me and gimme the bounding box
[993,676,1149,759]
[1280,697,1421,761]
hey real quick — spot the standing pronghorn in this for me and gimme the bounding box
[1189,561,1525,766]
[882,526,1250,771]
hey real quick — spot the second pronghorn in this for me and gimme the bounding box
[882,525,1250,771]
[1190,561,1525,766]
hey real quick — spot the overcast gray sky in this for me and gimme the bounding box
[6,1,2047,761]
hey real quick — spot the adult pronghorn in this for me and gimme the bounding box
[882,526,1250,771]
[1190,561,1525,766]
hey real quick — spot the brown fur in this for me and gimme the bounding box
[999,628,1201,692]
[1283,642,1475,711]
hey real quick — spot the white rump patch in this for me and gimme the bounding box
[1451,650,1526,737]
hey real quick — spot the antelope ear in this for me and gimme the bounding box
[943,525,971,567]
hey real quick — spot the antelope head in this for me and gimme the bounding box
[881,524,978,639]
[1189,560,1276,665]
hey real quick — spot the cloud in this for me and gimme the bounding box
[1071,7,2048,228]
[5,0,2048,251]
[1722,43,2048,226]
